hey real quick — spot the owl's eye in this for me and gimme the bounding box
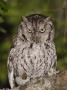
[39,29,46,33]
[28,29,32,32]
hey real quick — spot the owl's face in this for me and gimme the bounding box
[18,14,54,44]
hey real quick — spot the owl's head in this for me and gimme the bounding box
[18,14,54,44]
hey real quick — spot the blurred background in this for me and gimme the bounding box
[0,0,67,88]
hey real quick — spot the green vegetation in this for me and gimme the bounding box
[0,0,67,88]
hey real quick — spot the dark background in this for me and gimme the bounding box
[0,0,67,88]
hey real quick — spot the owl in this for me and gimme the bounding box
[7,14,57,88]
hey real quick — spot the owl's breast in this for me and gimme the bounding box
[20,43,45,77]
[14,43,56,78]
[23,43,45,61]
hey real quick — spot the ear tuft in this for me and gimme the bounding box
[45,17,51,21]
[22,16,28,23]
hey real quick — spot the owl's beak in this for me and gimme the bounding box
[33,32,39,44]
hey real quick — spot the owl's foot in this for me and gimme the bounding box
[48,68,59,76]
[15,76,30,86]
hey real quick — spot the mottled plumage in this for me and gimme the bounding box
[7,14,57,88]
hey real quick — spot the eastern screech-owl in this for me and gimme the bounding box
[7,14,57,88]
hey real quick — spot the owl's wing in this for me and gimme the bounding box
[51,43,57,68]
[7,48,15,88]
[47,42,57,76]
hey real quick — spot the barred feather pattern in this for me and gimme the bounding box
[7,14,57,88]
